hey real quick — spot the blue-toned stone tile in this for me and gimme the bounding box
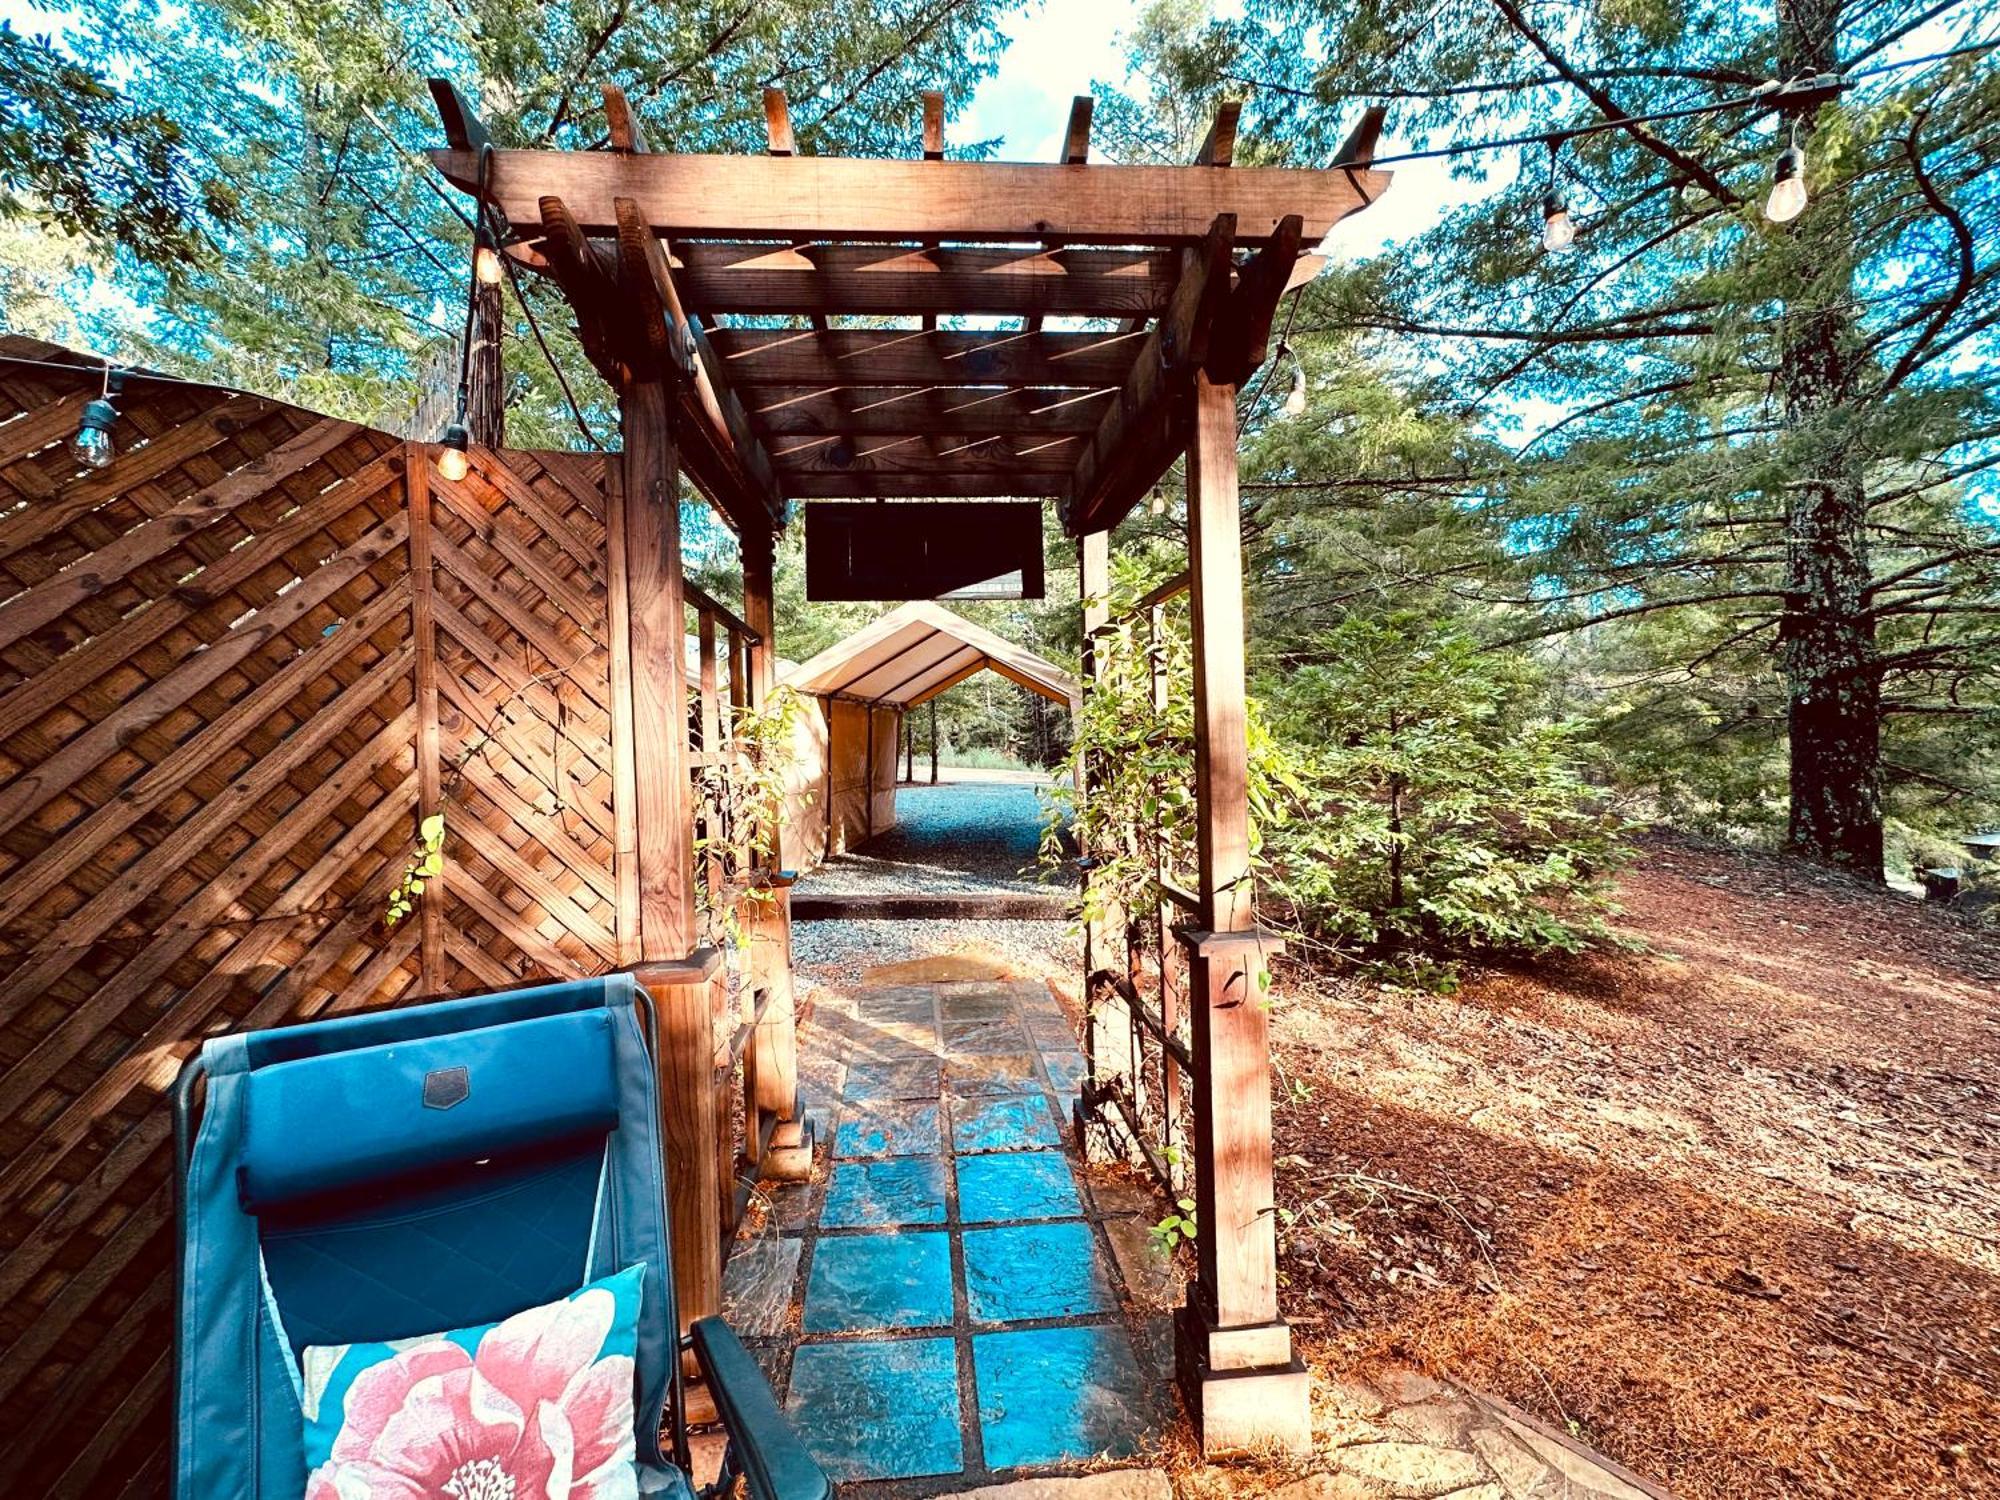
[951,1094,1061,1154]
[957,1151,1081,1224]
[803,1232,954,1331]
[974,1323,1150,1469]
[821,1156,948,1228]
[962,1222,1115,1322]
[835,1100,940,1158]
[1042,1051,1088,1091]
[786,1337,963,1481]
[946,1052,1041,1097]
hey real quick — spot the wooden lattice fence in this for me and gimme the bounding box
[0,337,632,1497]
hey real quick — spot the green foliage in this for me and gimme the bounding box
[0,22,218,264]
[1150,1197,1199,1255]
[5,0,1013,434]
[695,685,811,952]
[1048,561,1624,979]
[1260,616,1628,960]
[383,811,446,928]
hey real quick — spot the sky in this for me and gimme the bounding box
[953,0,1505,258]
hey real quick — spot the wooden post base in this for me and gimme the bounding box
[761,1111,815,1180]
[1174,1302,1312,1455]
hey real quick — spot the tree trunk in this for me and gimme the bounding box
[465,280,506,447]
[1777,0,1884,879]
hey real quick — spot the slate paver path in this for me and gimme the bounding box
[722,969,1159,1491]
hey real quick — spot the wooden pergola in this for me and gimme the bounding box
[431,82,1389,1454]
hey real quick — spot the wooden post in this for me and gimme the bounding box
[738,524,808,1173]
[616,372,714,1330]
[634,953,725,1332]
[465,279,506,447]
[618,374,696,960]
[1175,370,1307,1454]
[407,445,446,991]
[929,699,939,783]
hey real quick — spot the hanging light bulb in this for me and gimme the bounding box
[68,367,124,470]
[1541,191,1576,254]
[1148,487,1166,515]
[1538,139,1576,254]
[436,421,470,482]
[1282,345,1308,416]
[473,226,506,286]
[1765,121,1808,223]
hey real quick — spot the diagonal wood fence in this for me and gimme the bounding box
[0,337,771,1497]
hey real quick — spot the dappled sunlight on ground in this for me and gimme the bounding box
[1268,835,2000,1499]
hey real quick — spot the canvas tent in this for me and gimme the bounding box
[777,602,1077,863]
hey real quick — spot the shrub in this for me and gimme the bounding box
[1262,615,1627,961]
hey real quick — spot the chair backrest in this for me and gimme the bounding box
[173,975,682,1499]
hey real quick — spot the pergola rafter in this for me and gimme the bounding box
[429,79,1390,1456]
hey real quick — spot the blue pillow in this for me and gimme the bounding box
[299,1263,645,1500]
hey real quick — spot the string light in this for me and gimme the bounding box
[1149,487,1167,515]
[68,364,125,470]
[473,225,506,286]
[1539,141,1576,254]
[436,421,470,481]
[1280,343,1308,415]
[1765,118,1808,223]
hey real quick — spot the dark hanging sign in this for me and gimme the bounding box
[805,501,1046,602]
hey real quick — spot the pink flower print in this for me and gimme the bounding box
[304,1284,635,1499]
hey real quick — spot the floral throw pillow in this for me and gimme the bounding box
[299,1263,644,1500]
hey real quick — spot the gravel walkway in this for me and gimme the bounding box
[801,782,1076,897]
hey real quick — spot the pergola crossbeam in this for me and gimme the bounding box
[430,148,1389,245]
[1062,214,1237,535]
[709,329,1143,389]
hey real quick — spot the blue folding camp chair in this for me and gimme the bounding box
[173,973,831,1500]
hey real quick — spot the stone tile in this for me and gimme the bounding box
[844,1057,941,1102]
[1333,1440,1486,1496]
[936,992,1016,1032]
[1468,1428,1556,1496]
[1102,1214,1178,1308]
[1386,1399,1478,1449]
[957,1150,1082,1224]
[803,1231,954,1332]
[785,1337,963,1481]
[721,1234,802,1337]
[855,984,938,1019]
[763,1181,817,1233]
[1027,1012,1080,1048]
[822,1156,949,1227]
[1042,1051,1089,1091]
[1374,1368,1453,1406]
[963,1221,1116,1322]
[973,1323,1152,1469]
[953,1094,1063,1154]
[945,1017,1033,1055]
[947,1052,1043,1097]
[1484,1410,1656,1500]
[835,1100,941,1158]
[1087,1175,1162,1221]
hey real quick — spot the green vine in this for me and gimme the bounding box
[695,684,812,952]
[383,812,445,929]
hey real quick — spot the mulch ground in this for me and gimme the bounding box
[1270,832,2000,1499]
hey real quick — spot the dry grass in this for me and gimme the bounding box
[1269,834,2000,1499]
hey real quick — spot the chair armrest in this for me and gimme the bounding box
[689,1317,834,1500]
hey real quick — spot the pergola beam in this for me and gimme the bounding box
[1062,214,1237,536]
[709,329,1142,389]
[782,475,1058,498]
[670,243,1179,318]
[772,435,1076,477]
[430,148,1389,245]
[754,388,1110,436]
